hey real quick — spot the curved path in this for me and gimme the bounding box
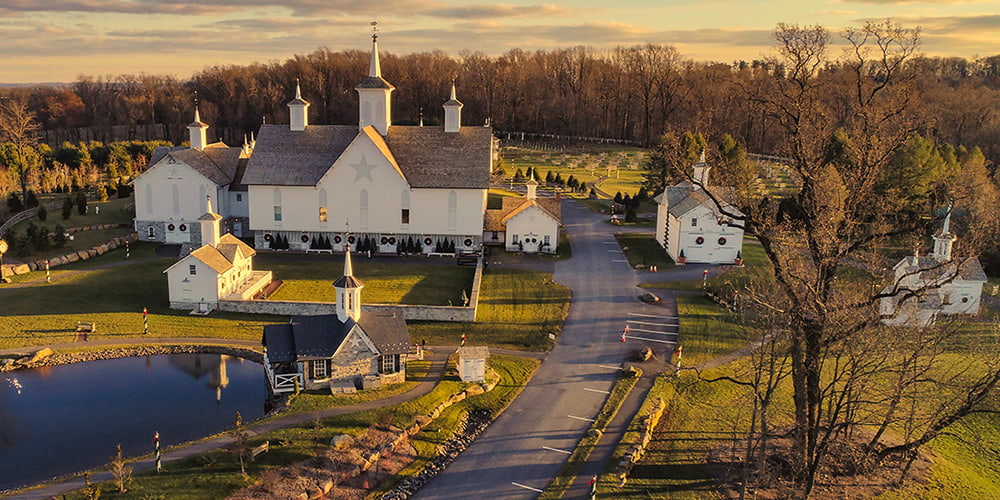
[414,200,715,499]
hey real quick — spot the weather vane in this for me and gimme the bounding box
[371,20,378,41]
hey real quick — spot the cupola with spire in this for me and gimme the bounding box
[356,22,395,135]
[287,79,310,131]
[443,82,463,133]
[692,149,710,187]
[333,244,364,322]
[197,194,222,248]
[526,172,538,199]
[188,95,209,151]
[932,208,957,261]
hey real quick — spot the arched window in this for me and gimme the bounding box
[401,190,410,225]
[318,188,328,222]
[360,189,369,228]
[198,185,207,210]
[145,184,153,215]
[447,191,457,230]
[171,184,179,215]
[273,188,282,222]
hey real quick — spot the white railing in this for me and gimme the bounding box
[273,373,301,393]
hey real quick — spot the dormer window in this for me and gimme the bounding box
[691,218,698,227]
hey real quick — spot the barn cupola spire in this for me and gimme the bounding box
[355,21,395,136]
[443,81,463,133]
[287,79,310,131]
[187,92,209,150]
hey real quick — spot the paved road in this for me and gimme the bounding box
[414,200,714,499]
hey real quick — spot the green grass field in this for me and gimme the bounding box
[408,267,572,350]
[261,254,476,306]
[502,145,648,200]
[615,232,675,270]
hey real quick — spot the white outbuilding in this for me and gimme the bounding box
[456,345,490,383]
[163,197,271,312]
[879,211,987,327]
[484,176,562,253]
[654,153,744,264]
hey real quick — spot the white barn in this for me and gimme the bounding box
[242,34,495,254]
[880,212,987,327]
[654,154,744,264]
[133,109,251,246]
[484,177,562,253]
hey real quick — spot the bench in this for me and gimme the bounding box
[250,441,269,461]
[75,322,95,333]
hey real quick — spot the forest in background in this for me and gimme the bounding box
[1,43,999,165]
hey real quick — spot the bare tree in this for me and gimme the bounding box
[229,411,250,476]
[0,96,42,203]
[107,443,132,494]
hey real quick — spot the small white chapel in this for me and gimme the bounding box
[654,152,744,264]
[879,211,987,327]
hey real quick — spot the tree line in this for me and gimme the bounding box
[1,39,999,165]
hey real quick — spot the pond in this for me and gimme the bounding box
[0,353,268,492]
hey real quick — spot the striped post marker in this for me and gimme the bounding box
[153,431,161,473]
[125,240,130,260]
[143,307,149,335]
[45,259,50,282]
[621,324,629,342]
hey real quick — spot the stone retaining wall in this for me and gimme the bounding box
[616,397,666,485]
[1,233,137,279]
[1,344,262,373]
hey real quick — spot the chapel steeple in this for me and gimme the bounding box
[526,172,538,199]
[187,94,209,151]
[443,82,463,133]
[287,79,310,132]
[333,243,364,322]
[356,22,395,136]
[692,149,710,187]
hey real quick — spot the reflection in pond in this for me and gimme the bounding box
[0,353,266,492]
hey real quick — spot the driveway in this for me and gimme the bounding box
[414,199,686,499]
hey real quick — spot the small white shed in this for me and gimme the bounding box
[457,346,489,383]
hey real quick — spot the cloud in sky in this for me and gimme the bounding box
[1,1,999,82]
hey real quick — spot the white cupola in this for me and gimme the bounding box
[333,244,364,322]
[287,80,310,132]
[692,149,710,187]
[355,26,395,136]
[197,195,221,248]
[526,172,538,199]
[932,209,956,261]
[443,82,463,133]
[187,103,208,151]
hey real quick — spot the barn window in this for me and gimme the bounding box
[189,264,197,275]
[380,354,399,374]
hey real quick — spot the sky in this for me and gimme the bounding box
[0,0,998,83]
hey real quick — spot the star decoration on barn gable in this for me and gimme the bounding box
[351,155,377,182]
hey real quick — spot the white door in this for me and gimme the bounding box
[523,233,540,253]
[165,223,189,244]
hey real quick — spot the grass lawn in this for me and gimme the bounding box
[502,144,649,201]
[615,232,675,270]
[261,254,476,306]
[0,254,282,350]
[408,267,571,350]
[675,295,755,366]
[69,354,539,500]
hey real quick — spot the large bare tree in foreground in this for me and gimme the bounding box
[684,22,1000,498]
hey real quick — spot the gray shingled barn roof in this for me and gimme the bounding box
[243,124,493,189]
[242,124,357,185]
[145,143,242,187]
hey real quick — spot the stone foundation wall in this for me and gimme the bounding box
[134,220,164,243]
